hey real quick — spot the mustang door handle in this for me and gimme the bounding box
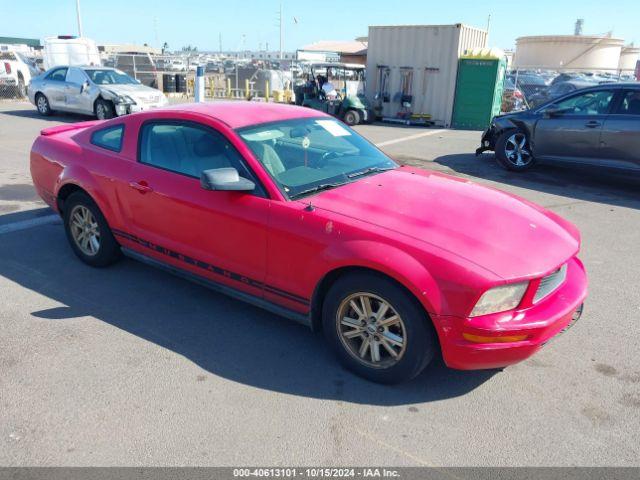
[129,181,153,193]
[585,121,602,128]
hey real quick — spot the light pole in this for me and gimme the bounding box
[279,2,283,60]
[75,0,84,37]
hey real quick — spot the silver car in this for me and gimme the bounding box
[27,66,168,119]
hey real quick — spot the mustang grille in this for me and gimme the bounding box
[534,264,567,303]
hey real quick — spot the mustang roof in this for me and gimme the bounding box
[163,101,328,129]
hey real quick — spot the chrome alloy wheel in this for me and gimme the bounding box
[69,205,101,256]
[37,95,48,114]
[504,132,532,167]
[336,292,407,369]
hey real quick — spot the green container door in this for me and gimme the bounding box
[452,57,506,130]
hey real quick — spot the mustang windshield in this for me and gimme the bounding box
[238,118,397,199]
[85,69,138,85]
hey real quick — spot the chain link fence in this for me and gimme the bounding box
[0,51,299,102]
[102,53,296,101]
[502,67,639,113]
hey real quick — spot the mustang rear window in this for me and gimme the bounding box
[91,125,124,152]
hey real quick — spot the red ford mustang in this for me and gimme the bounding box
[30,102,587,383]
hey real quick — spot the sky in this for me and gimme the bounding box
[3,0,639,52]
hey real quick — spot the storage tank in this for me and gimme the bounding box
[366,24,488,127]
[619,46,640,72]
[514,35,624,70]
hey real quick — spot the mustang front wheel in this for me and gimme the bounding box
[63,191,121,267]
[323,272,436,384]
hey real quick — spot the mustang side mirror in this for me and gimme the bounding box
[200,168,255,192]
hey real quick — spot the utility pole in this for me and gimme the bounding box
[486,14,491,45]
[279,2,284,59]
[153,16,159,48]
[75,0,84,37]
[219,33,222,53]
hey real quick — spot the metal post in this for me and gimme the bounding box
[133,55,137,82]
[76,0,84,37]
[195,65,205,103]
[265,80,270,102]
[235,63,239,98]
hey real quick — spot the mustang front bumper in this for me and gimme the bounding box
[434,256,588,370]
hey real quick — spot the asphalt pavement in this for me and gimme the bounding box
[1,101,639,466]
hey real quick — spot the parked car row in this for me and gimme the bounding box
[502,70,639,113]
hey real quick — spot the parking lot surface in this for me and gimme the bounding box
[1,101,639,466]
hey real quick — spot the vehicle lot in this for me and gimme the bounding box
[1,102,639,466]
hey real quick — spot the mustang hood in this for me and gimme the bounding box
[310,167,580,280]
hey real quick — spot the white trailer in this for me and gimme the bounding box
[43,36,101,70]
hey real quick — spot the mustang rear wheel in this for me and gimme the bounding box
[63,191,121,267]
[323,272,436,384]
[495,129,535,171]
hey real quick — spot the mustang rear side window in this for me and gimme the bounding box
[91,125,124,152]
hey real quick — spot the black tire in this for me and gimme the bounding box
[495,129,535,171]
[63,191,121,268]
[35,93,52,116]
[342,109,360,126]
[17,74,26,98]
[322,272,436,384]
[95,98,115,120]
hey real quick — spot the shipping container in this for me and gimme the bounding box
[366,24,488,127]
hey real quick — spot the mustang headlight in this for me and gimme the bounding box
[470,282,529,317]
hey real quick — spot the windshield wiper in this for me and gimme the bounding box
[347,166,395,179]
[289,182,349,199]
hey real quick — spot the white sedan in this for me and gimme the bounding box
[28,66,168,119]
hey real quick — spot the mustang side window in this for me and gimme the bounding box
[90,125,124,152]
[139,122,264,195]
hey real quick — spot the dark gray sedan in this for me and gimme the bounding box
[478,83,640,172]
